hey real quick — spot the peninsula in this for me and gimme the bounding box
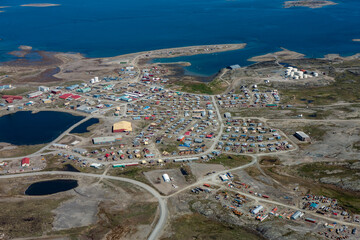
[284,0,337,8]
[248,48,305,62]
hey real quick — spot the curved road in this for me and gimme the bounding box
[0,171,167,240]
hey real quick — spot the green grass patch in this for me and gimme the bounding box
[208,154,252,168]
[159,142,179,154]
[0,87,35,96]
[181,82,214,94]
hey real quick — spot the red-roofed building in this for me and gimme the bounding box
[21,158,30,167]
[71,95,81,100]
[51,90,61,94]
[59,93,73,100]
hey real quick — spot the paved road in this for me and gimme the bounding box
[0,171,167,240]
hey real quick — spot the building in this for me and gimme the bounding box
[51,89,62,94]
[0,85,12,90]
[219,174,229,182]
[291,211,303,220]
[224,112,232,118]
[21,157,30,167]
[251,205,264,215]
[92,135,122,144]
[38,86,50,92]
[76,105,99,114]
[52,143,69,149]
[66,84,79,90]
[294,131,310,141]
[27,91,43,98]
[113,121,132,132]
[162,173,170,182]
[90,163,102,169]
[73,148,88,155]
[228,64,241,70]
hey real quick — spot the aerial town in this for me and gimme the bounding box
[0,42,359,240]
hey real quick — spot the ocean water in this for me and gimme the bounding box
[0,0,359,75]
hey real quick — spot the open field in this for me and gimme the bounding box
[162,213,264,240]
[280,70,360,105]
[0,197,69,238]
[0,143,45,158]
[208,154,252,168]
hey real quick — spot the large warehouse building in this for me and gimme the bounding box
[294,131,311,142]
[113,121,132,133]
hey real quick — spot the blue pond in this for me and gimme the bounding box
[70,118,99,134]
[25,179,78,195]
[0,111,84,145]
[0,0,359,75]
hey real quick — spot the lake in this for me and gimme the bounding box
[70,118,99,134]
[0,0,359,75]
[0,111,84,145]
[25,179,78,195]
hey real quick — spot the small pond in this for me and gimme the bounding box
[25,179,78,196]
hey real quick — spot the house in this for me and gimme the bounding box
[21,158,30,167]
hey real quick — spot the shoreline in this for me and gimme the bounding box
[247,48,305,62]
[20,4,60,7]
[0,43,359,86]
[103,43,247,64]
[284,0,337,9]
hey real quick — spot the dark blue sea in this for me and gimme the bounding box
[0,111,84,145]
[0,0,359,75]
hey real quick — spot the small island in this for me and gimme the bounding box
[20,3,60,7]
[353,39,360,42]
[284,0,337,9]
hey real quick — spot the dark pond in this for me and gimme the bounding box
[70,118,99,134]
[25,179,78,196]
[0,111,84,145]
